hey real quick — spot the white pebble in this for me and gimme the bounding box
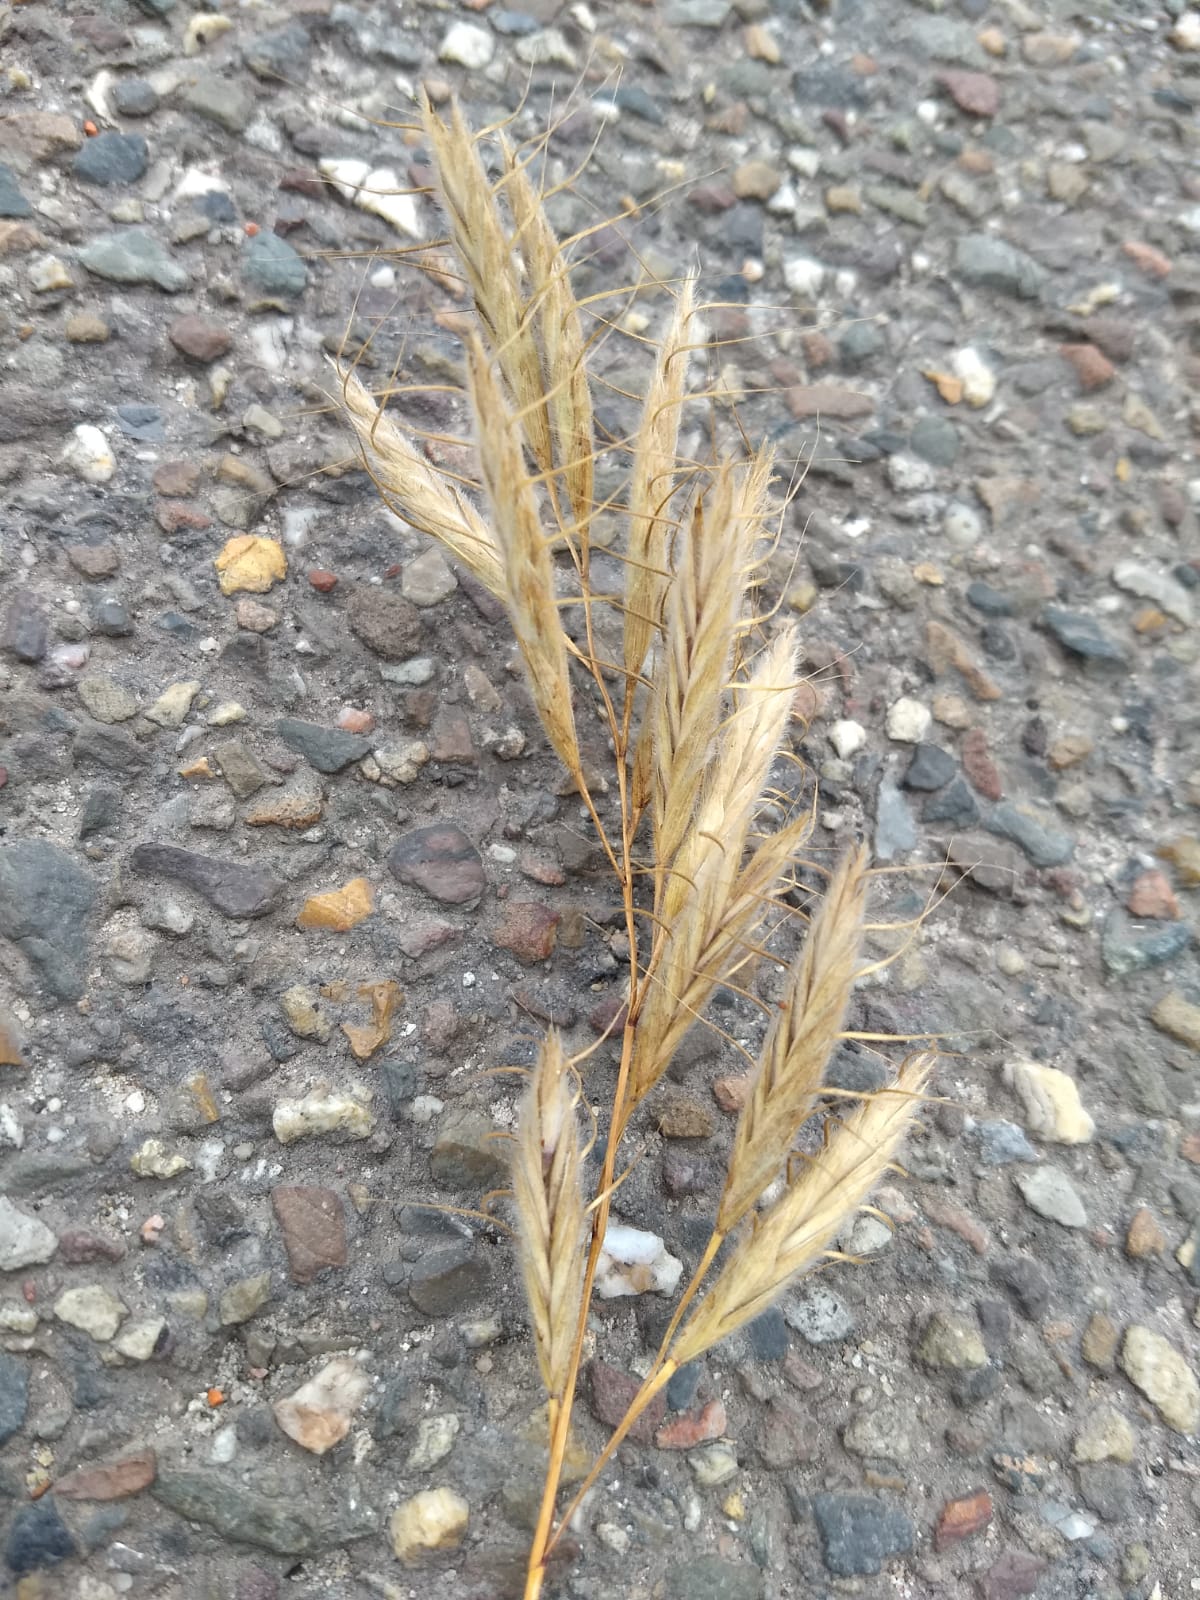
[439,20,494,69]
[783,256,825,298]
[63,424,115,485]
[886,697,931,744]
[829,719,867,760]
[951,346,996,408]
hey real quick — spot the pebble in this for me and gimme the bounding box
[955,234,1044,299]
[976,1120,1038,1165]
[219,1271,272,1326]
[63,423,116,484]
[296,877,374,932]
[152,1470,372,1555]
[390,1487,469,1564]
[272,1185,347,1283]
[1004,1058,1095,1145]
[242,231,308,298]
[402,547,457,607]
[79,229,189,292]
[1101,910,1192,977]
[596,1221,683,1298]
[688,1441,739,1486]
[1119,1326,1200,1434]
[430,1108,508,1191]
[0,840,96,1000]
[131,843,281,918]
[886,696,931,743]
[1042,605,1125,665]
[74,132,148,186]
[390,824,486,908]
[130,1138,191,1178]
[274,718,372,773]
[273,1358,369,1455]
[812,1492,915,1577]
[1014,1166,1088,1228]
[5,1498,76,1575]
[439,21,494,69]
[916,1311,987,1370]
[785,1285,855,1344]
[0,1196,58,1269]
[1150,992,1200,1051]
[1073,1405,1135,1465]
[53,1284,127,1342]
[273,1090,373,1145]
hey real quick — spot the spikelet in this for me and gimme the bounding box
[624,276,696,683]
[624,627,801,1124]
[719,846,870,1233]
[465,334,582,783]
[511,1033,588,1402]
[502,137,594,537]
[339,368,507,601]
[671,1053,933,1364]
[421,98,554,479]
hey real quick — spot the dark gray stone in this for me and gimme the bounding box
[1101,909,1192,977]
[245,23,312,79]
[990,1255,1053,1320]
[153,1471,375,1555]
[273,719,372,773]
[0,162,31,219]
[242,232,308,297]
[967,580,1015,617]
[975,1120,1037,1165]
[113,79,160,116]
[1042,605,1126,665]
[5,1497,76,1574]
[73,720,147,773]
[811,1493,915,1576]
[909,414,960,465]
[0,1352,30,1446]
[182,73,254,134]
[2,598,48,663]
[662,1556,765,1600]
[924,774,980,825]
[408,1243,489,1316]
[74,132,149,185]
[984,802,1074,867]
[130,844,282,918]
[0,840,95,1000]
[903,744,957,790]
[954,233,1045,299]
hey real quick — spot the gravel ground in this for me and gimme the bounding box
[2,1,1200,1597]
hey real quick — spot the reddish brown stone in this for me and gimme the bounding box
[1125,869,1179,920]
[979,1549,1047,1600]
[1181,1131,1200,1165]
[271,1186,347,1285]
[688,183,737,214]
[55,1449,156,1501]
[754,1396,819,1467]
[57,1227,125,1265]
[1124,1206,1166,1259]
[923,1196,990,1255]
[587,1359,664,1445]
[961,727,1003,800]
[66,543,119,580]
[431,710,475,765]
[937,70,1000,118]
[156,500,212,534]
[786,383,874,420]
[152,460,201,497]
[713,1074,752,1113]
[1122,240,1171,279]
[309,569,338,593]
[492,901,560,964]
[168,315,232,364]
[1060,342,1115,391]
[656,1399,727,1450]
[934,1488,992,1550]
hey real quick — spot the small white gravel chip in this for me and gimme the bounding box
[439,21,494,69]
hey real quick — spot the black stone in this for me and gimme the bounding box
[989,1255,1052,1321]
[113,79,160,116]
[408,1242,489,1316]
[923,775,979,825]
[966,580,1015,617]
[666,1361,702,1411]
[130,844,282,918]
[1042,605,1126,665]
[0,839,96,1000]
[5,1497,76,1573]
[747,1308,789,1362]
[274,718,373,773]
[74,132,149,186]
[902,743,956,791]
[811,1493,915,1577]
[0,1352,29,1446]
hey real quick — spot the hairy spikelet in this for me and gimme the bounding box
[339,368,506,600]
[651,468,743,878]
[719,846,870,1233]
[502,137,594,537]
[624,628,802,1124]
[512,1033,588,1401]
[672,1053,933,1363]
[624,277,696,682]
[465,335,582,781]
[421,99,553,477]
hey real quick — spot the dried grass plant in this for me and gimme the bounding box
[336,96,934,1600]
